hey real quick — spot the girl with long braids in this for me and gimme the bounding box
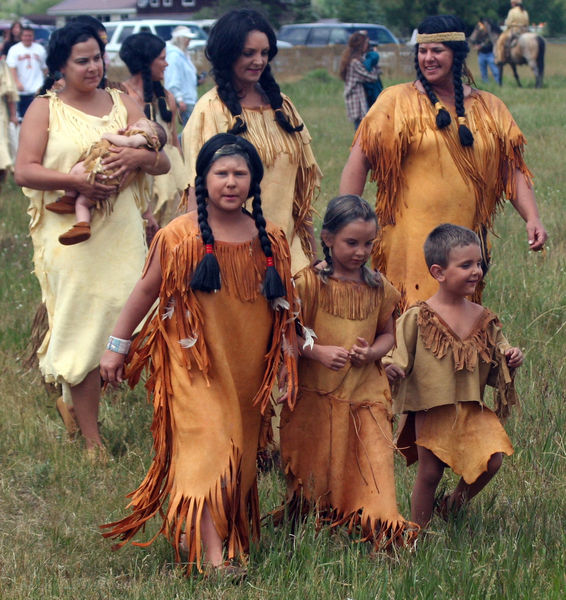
[182,8,321,274]
[278,194,418,549]
[340,14,547,310]
[120,33,185,230]
[100,133,299,576]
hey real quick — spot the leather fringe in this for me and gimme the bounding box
[356,85,532,233]
[417,302,498,372]
[101,219,298,572]
[277,490,419,551]
[492,348,519,421]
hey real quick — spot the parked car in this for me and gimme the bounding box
[278,22,399,47]
[104,19,208,61]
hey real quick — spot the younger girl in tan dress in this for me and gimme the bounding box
[279,195,417,549]
[385,224,522,527]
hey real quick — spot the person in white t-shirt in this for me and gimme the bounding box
[6,26,47,119]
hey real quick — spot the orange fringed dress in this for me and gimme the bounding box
[182,88,322,273]
[386,303,517,484]
[355,83,532,309]
[102,215,298,572]
[280,267,417,548]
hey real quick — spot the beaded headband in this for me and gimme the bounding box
[416,32,466,43]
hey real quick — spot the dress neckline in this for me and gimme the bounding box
[52,89,118,121]
[419,301,490,342]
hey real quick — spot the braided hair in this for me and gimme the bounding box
[415,15,474,147]
[119,33,172,123]
[205,9,303,136]
[320,195,382,288]
[191,133,286,299]
[38,23,105,95]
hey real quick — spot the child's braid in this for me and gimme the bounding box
[250,181,286,299]
[190,175,221,292]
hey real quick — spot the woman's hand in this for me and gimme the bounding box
[100,349,126,386]
[72,165,116,203]
[101,146,145,180]
[526,217,547,251]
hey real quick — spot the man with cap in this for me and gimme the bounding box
[495,0,530,63]
[164,26,202,132]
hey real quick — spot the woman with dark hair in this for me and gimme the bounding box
[100,133,298,575]
[120,32,185,228]
[1,20,22,58]
[339,31,381,129]
[340,14,547,309]
[182,8,321,274]
[14,22,170,455]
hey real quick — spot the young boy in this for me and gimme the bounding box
[46,117,166,245]
[385,223,523,527]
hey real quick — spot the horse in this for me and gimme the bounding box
[469,19,545,88]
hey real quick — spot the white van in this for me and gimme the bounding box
[104,19,207,61]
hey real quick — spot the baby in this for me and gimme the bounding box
[46,117,167,245]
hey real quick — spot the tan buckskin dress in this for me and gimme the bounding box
[102,215,299,573]
[356,83,531,309]
[182,88,321,274]
[279,267,418,548]
[385,302,517,484]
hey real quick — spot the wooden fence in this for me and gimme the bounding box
[107,43,414,84]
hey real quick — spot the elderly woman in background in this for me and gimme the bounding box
[340,31,382,130]
[340,15,546,310]
[14,23,169,455]
[120,32,185,227]
[164,26,200,130]
[182,8,321,275]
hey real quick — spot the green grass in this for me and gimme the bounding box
[1,44,565,600]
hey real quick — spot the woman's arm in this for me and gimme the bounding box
[339,140,371,196]
[14,97,115,201]
[509,168,547,251]
[99,250,162,384]
[102,93,171,178]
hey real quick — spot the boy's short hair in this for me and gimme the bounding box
[424,223,481,268]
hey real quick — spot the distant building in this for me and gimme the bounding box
[47,0,216,27]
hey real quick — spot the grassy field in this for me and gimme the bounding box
[0,44,565,600]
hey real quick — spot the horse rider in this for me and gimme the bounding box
[495,0,530,63]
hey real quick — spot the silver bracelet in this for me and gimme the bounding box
[106,335,131,354]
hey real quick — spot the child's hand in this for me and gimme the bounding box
[385,364,405,383]
[505,347,524,369]
[100,349,126,386]
[349,337,376,367]
[314,345,350,371]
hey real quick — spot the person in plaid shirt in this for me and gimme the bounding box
[339,32,381,130]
